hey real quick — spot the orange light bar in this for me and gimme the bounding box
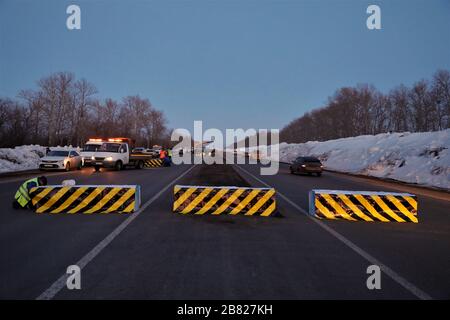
[108,138,124,142]
[89,138,103,142]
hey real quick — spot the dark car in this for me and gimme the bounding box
[289,156,323,176]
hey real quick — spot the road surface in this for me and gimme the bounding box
[0,160,448,299]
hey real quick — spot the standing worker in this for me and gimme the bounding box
[13,176,47,209]
[168,148,172,160]
[159,148,166,159]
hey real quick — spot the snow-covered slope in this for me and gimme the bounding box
[258,130,450,190]
[0,145,81,173]
[0,145,47,173]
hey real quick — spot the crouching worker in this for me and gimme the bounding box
[12,176,47,209]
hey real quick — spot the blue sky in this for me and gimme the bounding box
[1,0,449,133]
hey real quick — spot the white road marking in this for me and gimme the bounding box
[36,165,197,300]
[234,164,433,300]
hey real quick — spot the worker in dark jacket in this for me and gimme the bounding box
[13,176,47,209]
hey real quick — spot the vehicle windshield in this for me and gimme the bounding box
[98,143,121,153]
[47,151,69,157]
[83,144,100,152]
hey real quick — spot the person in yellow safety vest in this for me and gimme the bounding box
[13,176,47,209]
[168,149,172,159]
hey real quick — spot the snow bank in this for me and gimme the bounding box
[257,130,450,190]
[0,145,81,173]
[0,145,46,173]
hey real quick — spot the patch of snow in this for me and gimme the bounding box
[0,145,47,173]
[256,130,450,190]
[0,145,81,173]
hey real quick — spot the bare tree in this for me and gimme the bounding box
[280,69,450,143]
[2,71,169,148]
[432,69,450,129]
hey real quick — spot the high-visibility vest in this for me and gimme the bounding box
[14,177,39,207]
[159,150,165,159]
[168,149,172,157]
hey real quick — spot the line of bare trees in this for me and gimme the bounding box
[280,69,450,143]
[0,72,171,148]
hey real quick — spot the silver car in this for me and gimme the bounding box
[39,150,83,171]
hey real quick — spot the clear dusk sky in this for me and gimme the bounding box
[1,0,450,133]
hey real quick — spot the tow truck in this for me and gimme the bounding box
[81,138,153,172]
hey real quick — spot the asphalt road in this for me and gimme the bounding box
[0,160,449,299]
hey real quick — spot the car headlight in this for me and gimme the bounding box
[301,164,306,167]
[91,156,95,160]
[105,156,113,161]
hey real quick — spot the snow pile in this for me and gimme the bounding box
[0,145,81,173]
[258,130,450,190]
[0,145,47,173]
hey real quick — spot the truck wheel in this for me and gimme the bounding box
[135,160,144,169]
[94,166,100,172]
[115,161,123,171]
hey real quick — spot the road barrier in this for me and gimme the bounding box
[309,189,418,223]
[173,185,276,216]
[144,159,164,168]
[29,185,141,214]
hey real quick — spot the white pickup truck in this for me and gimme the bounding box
[81,138,153,172]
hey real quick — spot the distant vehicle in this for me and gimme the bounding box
[289,156,323,176]
[39,150,83,171]
[81,138,155,172]
[146,148,160,158]
[132,147,146,153]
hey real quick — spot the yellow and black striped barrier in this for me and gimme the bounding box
[309,189,418,223]
[173,185,276,216]
[29,185,141,214]
[144,159,164,168]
